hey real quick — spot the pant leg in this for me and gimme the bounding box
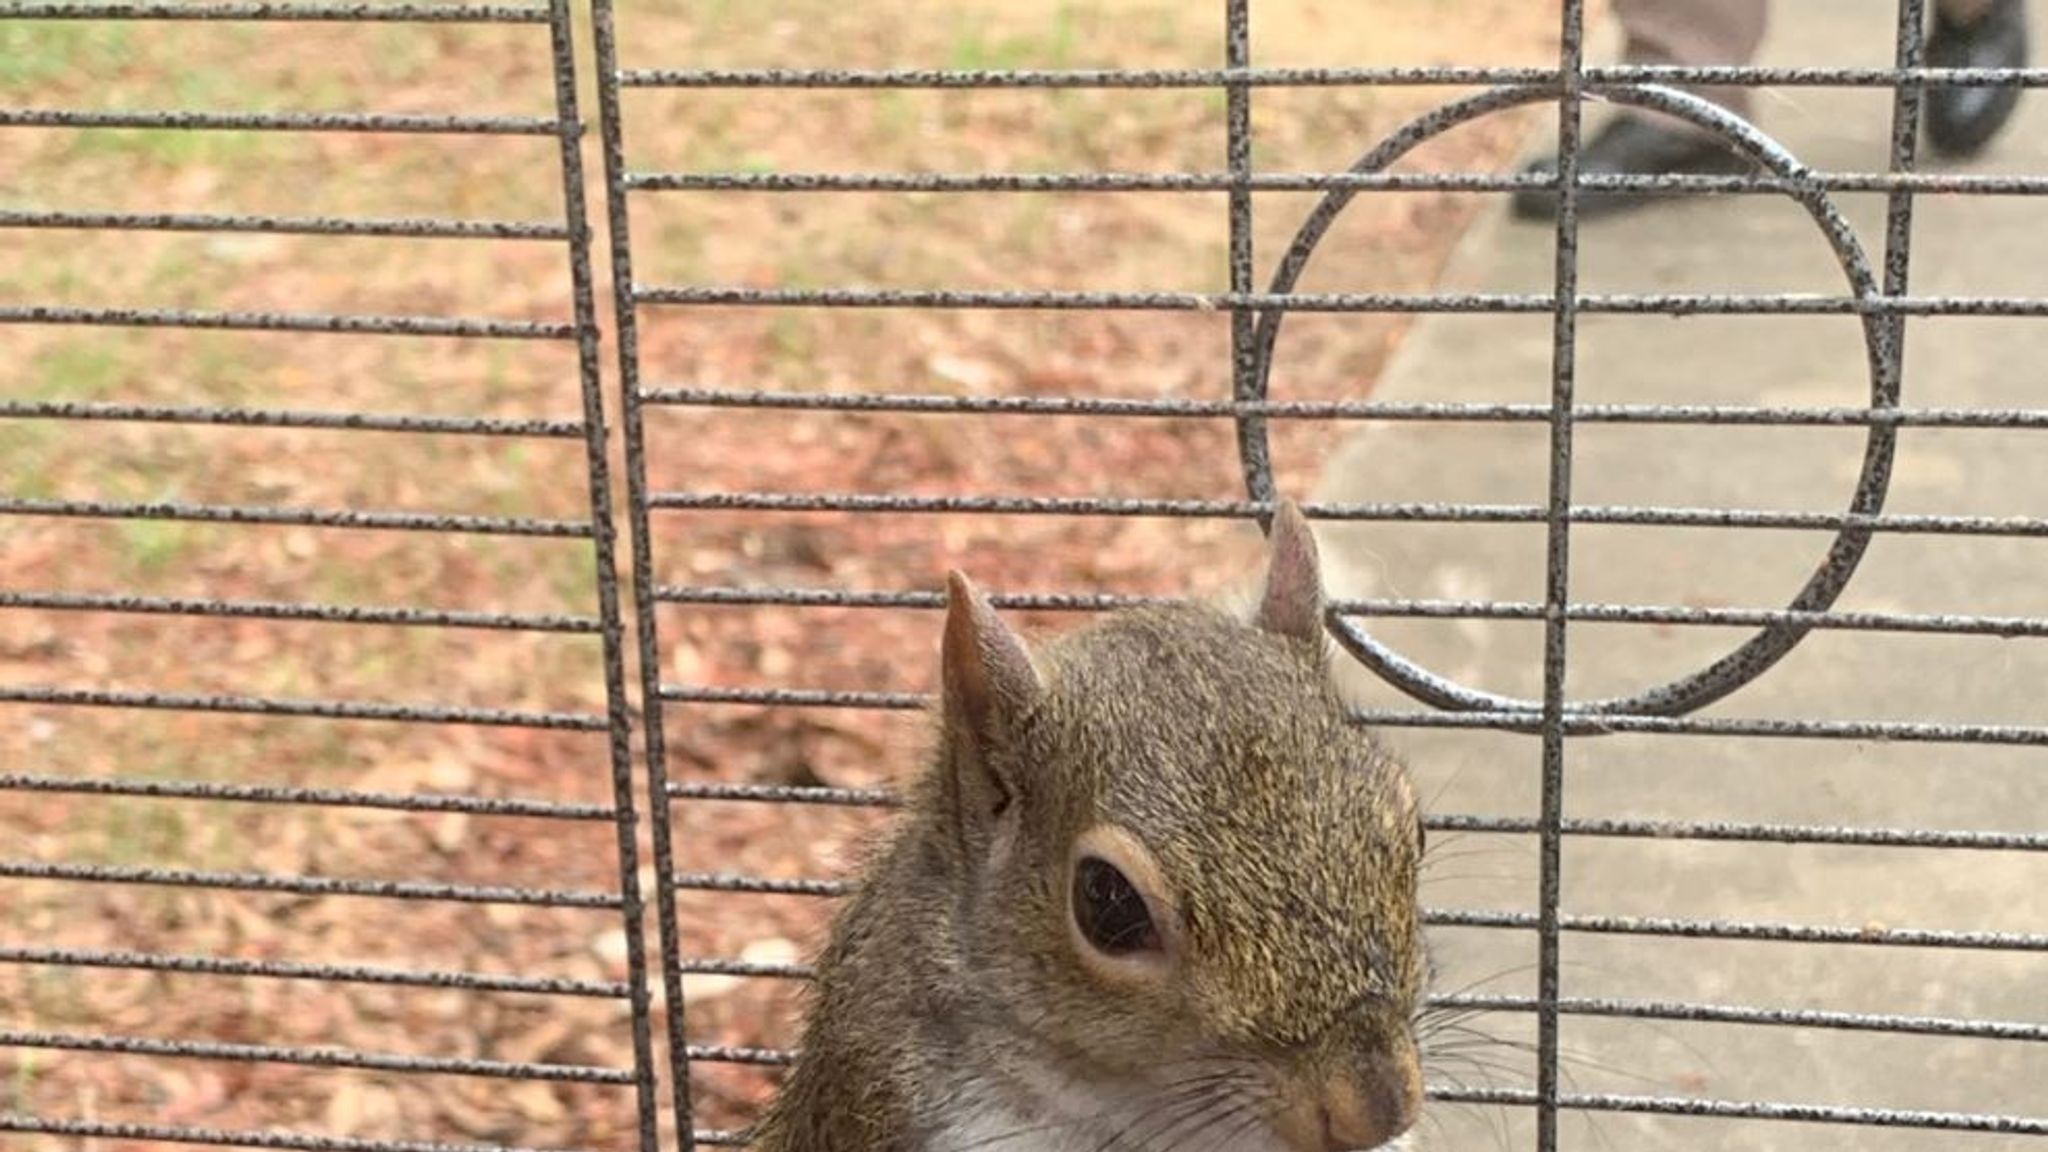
[1615,0,1769,117]
[1937,0,1996,22]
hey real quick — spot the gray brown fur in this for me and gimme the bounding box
[751,510,1426,1152]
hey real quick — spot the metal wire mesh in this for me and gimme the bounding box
[1,1,660,1148]
[4,0,2046,1149]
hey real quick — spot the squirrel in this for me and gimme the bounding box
[749,502,1428,1152]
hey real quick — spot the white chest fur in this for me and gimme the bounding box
[927,1102,1094,1152]
[926,1100,1414,1152]
[922,1060,1143,1152]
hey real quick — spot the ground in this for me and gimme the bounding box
[1,1,1564,1146]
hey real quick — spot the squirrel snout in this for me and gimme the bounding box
[1286,1051,1422,1152]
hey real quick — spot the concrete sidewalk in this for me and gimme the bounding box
[1306,3,2048,1148]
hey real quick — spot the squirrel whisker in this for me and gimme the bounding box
[1178,1095,1270,1152]
[940,1065,1247,1152]
[1104,1082,1241,1152]
[1156,1076,1274,1152]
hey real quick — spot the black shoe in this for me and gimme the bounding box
[1925,0,2027,158]
[1510,114,1754,222]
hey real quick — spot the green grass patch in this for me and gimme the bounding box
[94,797,209,867]
[6,1048,40,1111]
[544,545,600,612]
[371,25,443,88]
[946,8,1078,71]
[4,343,135,501]
[29,339,133,402]
[113,518,203,579]
[0,422,62,501]
[0,245,93,297]
[0,23,135,89]
[65,126,296,168]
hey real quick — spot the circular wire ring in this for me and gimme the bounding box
[1240,84,1898,718]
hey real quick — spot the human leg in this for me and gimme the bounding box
[1510,0,1768,220]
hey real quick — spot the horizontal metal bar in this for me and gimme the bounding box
[644,492,2048,538]
[0,945,625,997]
[1598,65,2048,89]
[664,786,2048,851]
[684,1093,2048,1137]
[1557,1092,2048,1134]
[688,1092,2048,1139]
[0,496,592,537]
[653,585,2048,640]
[676,956,813,980]
[682,1043,796,1067]
[619,65,1539,89]
[659,684,924,710]
[671,872,855,898]
[692,1092,2048,1145]
[627,168,2048,197]
[0,1029,631,1084]
[1434,993,2048,1043]
[663,887,2048,950]
[0,109,560,135]
[668,786,2048,857]
[0,399,585,437]
[638,493,1409,523]
[663,962,2044,1042]
[1344,599,2048,639]
[0,1115,581,1152]
[653,585,1148,612]
[0,773,614,820]
[660,877,2048,949]
[1433,814,2048,852]
[638,389,2048,429]
[0,208,569,239]
[622,64,2048,90]
[679,1071,2048,1134]
[627,170,1560,194]
[5,1,547,20]
[635,285,2048,317]
[0,305,574,339]
[0,590,600,633]
[1427,908,2048,950]
[668,970,2048,1050]
[658,685,2048,743]
[666,780,902,807]
[1354,709,2048,745]
[0,858,620,907]
[0,686,606,729]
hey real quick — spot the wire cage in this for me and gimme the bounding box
[3,0,2046,1150]
[0,0,664,1146]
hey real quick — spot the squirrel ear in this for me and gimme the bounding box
[941,571,1042,749]
[1255,501,1327,646]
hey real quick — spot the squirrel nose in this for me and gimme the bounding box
[1315,1051,1422,1151]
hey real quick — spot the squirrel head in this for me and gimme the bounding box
[932,503,1426,1151]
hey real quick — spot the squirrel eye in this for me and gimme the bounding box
[1072,856,1162,956]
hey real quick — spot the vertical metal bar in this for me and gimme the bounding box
[1881,0,1927,392]
[543,3,662,1149]
[1538,1,1589,1149]
[586,0,699,1142]
[1226,0,1265,512]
